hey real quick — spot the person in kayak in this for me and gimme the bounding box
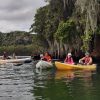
[79,52,92,65]
[41,52,52,62]
[2,51,8,60]
[64,53,74,64]
[12,52,17,59]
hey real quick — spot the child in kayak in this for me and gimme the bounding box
[64,53,74,64]
[79,52,92,65]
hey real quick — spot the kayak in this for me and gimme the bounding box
[0,58,32,64]
[36,60,53,69]
[55,61,96,70]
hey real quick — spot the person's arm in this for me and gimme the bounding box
[71,58,74,64]
[64,57,67,63]
[87,57,92,65]
[79,57,85,63]
[41,56,46,60]
[48,56,52,62]
[79,57,85,61]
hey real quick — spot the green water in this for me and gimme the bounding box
[33,69,100,100]
[0,62,100,100]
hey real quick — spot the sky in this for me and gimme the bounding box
[0,0,47,33]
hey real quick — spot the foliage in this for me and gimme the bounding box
[32,34,48,52]
[81,30,93,51]
[1,0,99,56]
[0,31,32,46]
[76,0,99,52]
[0,44,46,56]
[0,31,47,55]
[0,45,32,56]
[55,19,78,44]
[96,26,100,34]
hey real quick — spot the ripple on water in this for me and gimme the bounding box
[0,63,34,100]
[0,62,100,100]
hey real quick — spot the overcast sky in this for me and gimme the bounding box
[0,0,47,33]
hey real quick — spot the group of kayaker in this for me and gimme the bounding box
[64,52,92,65]
[2,51,16,60]
[40,51,93,65]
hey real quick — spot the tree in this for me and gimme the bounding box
[76,0,99,52]
[30,1,64,53]
[30,0,100,57]
[55,19,81,57]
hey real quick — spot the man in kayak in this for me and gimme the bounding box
[64,53,74,64]
[41,52,52,62]
[79,52,92,65]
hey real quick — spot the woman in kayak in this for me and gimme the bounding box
[64,53,74,64]
[79,52,92,65]
[41,52,52,62]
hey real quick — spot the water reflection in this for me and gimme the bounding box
[0,62,100,100]
[33,68,100,100]
[55,71,75,80]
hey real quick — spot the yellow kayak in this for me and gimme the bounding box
[55,61,96,70]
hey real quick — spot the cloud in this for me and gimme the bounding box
[0,0,47,32]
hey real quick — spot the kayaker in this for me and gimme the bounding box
[41,52,52,62]
[64,53,74,64]
[79,52,92,65]
[12,53,17,59]
[2,51,8,60]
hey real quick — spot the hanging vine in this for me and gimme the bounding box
[76,0,98,52]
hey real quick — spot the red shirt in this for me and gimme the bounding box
[43,56,51,62]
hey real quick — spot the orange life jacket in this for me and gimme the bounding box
[43,56,51,62]
[84,57,91,64]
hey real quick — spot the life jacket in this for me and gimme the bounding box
[43,56,51,62]
[65,56,74,64]
[84,57,91,64]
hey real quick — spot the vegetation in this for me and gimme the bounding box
[0,0,100,57]
[30,0,100,57]
[0,45,32,56]
[0,31,46,55]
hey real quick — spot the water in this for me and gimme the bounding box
[0,62,100,100]
[0,63,34,100]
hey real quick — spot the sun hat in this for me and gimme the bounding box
[68,53,72,56]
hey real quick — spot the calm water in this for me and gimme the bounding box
[0,62,100,100]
